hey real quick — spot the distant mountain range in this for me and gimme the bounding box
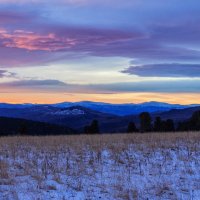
[52,101,199,116]
[0,105,123,133]
[0,101,199,133]
[0,101,198,116]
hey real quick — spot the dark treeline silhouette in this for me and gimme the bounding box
[126,113,175,133]
[84,119,100,134]
[177,111,200,131]
[154,117,175,132]
[83,110,200,134]
[0,117,74,136]
[127,110,200,133]
[2,110,200,136]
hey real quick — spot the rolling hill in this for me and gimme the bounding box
[0,101,198,116]
[0,105,124,132]
[0,103,199,133]
[52,101,197,116]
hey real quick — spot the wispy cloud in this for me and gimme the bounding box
[0,69,16,78]
[0,22,200,69]
[0,27,137,52]
[0,25,140,67]
[0,79,89,93]
[1,79,200,93]
[122,63,200,78]
[5,79,67,87]
[0,29,77,51]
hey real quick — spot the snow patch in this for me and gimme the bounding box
[53,109,85,116]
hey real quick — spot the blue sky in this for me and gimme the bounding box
[0,0,199,104]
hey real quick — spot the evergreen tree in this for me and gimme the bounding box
[164,119,175,132]
[154,117,163,132]
[190,111,200,130]
[178,110,200,131]
[139,112,152,132]
[127,122,138,133]
[90,119,99,134]
[84,120,100,134]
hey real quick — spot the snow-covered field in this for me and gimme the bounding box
[1,133,200,200]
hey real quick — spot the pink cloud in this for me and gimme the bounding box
[0,27,137,52]
[0,26,140,67]
[0,22,199,68]
[0,29,77,51]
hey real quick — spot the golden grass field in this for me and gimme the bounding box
[1,132,200,199]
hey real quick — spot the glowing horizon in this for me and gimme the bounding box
[0,92,200,105]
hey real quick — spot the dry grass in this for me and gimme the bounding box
[0,132,200,199]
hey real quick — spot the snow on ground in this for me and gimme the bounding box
[0,133,200,200]
[53,109,85,116]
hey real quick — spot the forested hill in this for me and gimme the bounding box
[0,117,74,136]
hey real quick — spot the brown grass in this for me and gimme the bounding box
[0,132,200,199]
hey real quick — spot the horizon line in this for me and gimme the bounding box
[0,100,198,106]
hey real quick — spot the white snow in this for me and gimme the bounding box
[0,133,200,200]
[52,109,85,116]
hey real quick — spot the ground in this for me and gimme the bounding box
[0,133,200,200]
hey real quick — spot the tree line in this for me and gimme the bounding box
[0,117,74,136]
[84,110,200,134]
[127,112,175,133]
[128,110,200,133]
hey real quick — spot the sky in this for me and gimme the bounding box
[0,0,200,104]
